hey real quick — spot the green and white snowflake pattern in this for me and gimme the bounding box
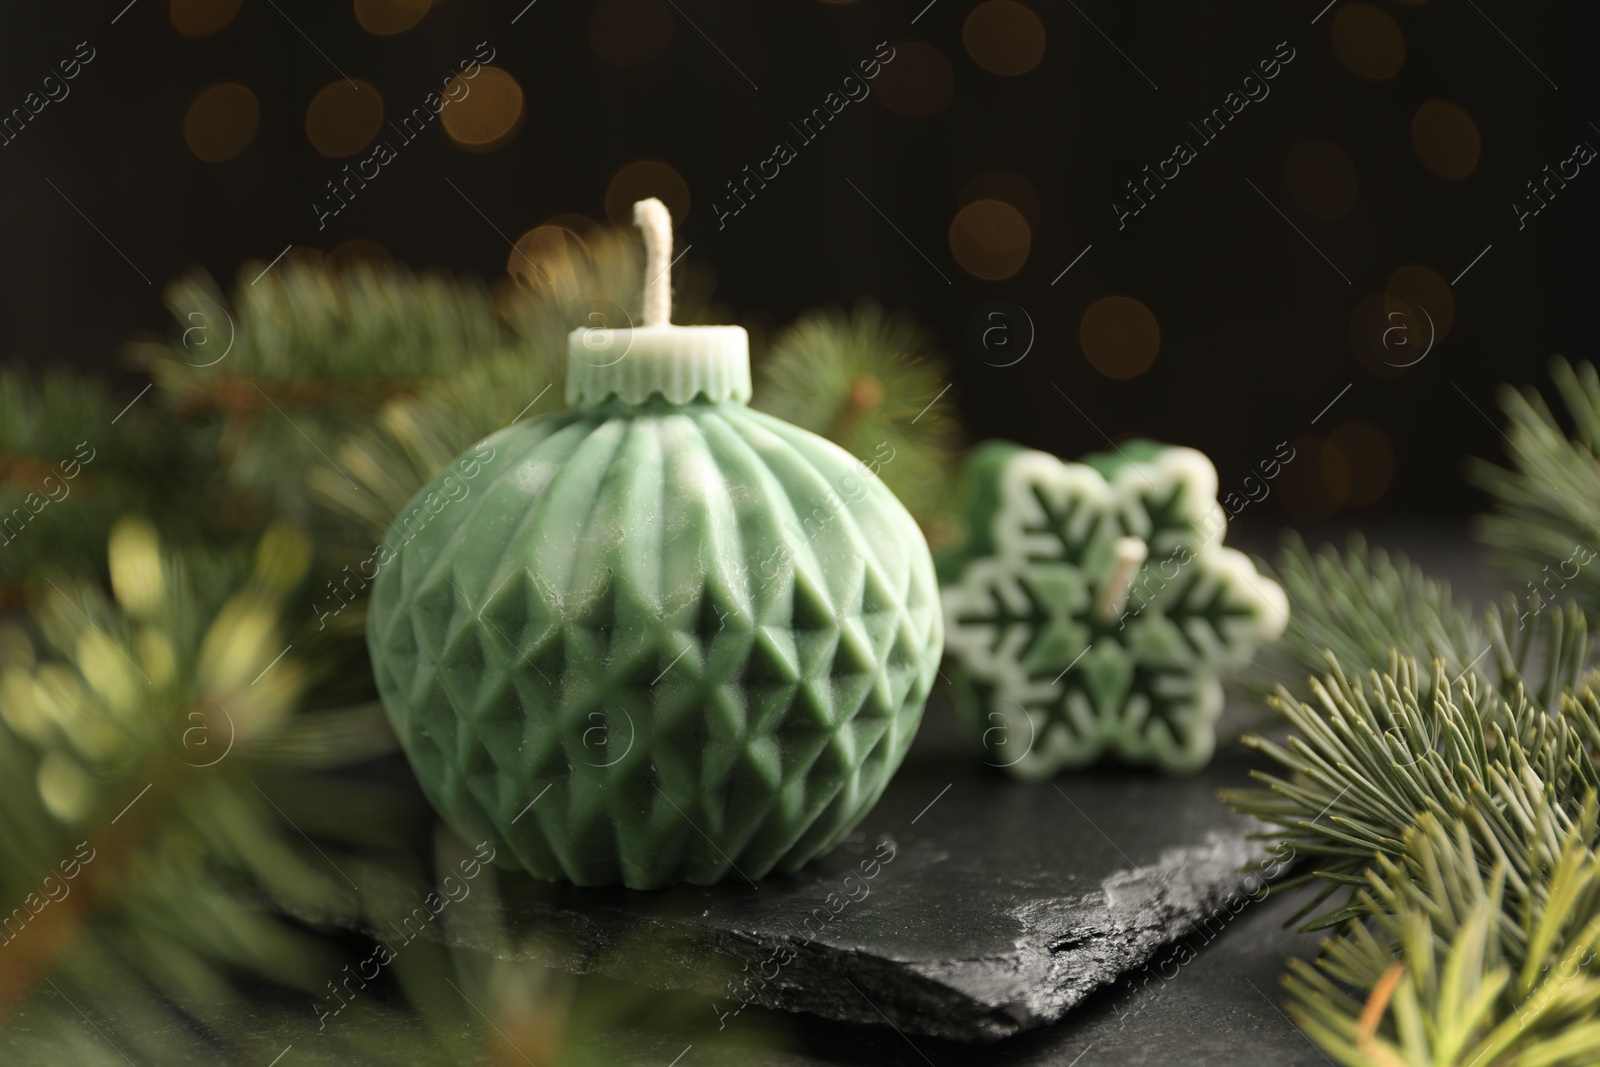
[941,441,1288,777]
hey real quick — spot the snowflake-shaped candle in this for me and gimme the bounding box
[940,440,1287,777]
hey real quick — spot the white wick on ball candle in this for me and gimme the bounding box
[635,197,673,327]
[565,197,751,407]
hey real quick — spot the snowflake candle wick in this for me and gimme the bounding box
[1096,536,1149,623]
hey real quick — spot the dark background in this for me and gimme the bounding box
[1,0,1594,523]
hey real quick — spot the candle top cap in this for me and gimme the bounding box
[565,198,751,408]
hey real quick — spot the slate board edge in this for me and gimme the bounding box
[325,825,1276,1044]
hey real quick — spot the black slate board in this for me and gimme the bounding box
[350,693,1283,1043]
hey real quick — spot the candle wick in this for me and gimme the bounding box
[1097,536,1149,623]
[633,197,673,328]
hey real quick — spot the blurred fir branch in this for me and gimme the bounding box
[135,255,506,384]
[311,227,658,548]
[126,257,510,534]
[752,302,962,544]
[0,368,209,596]
[1260,533,1482,693]
[1261,534,1596,712]
[0,518,356,1062]
[1471,357,1600,624]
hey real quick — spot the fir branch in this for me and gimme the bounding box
[0,518,363,1058]
[125,259,511,532]
[1224,659,1600,926]
[1470,358,1600,624]
[308,226,653,553]
[1237,532,1600,1065]
[752,302,962,539]
[1261,534,1595,713]
[1261,533,1482,695]
[312,351,562,549]
[1285,806,1600,1067]
[131,258,506,391]
[0,367,206,591]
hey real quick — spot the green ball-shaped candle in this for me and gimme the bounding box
[366,200,942,889]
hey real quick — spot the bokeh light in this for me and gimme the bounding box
[1080,296,1160,380]
[1349,292,1436,377]
[875,41,954,118]
[1284,138,1359,221]
[605,160,691,226]
[948,200,1031,281]
[305,80,384,158]
[1327,419,1395,508]
[1386,264,1455,344]
[440,67,524,151]
[1331,4,1405,81]
[509,225,592,297]
[589,0,674,67]
[184,83,258,163]
[1320,440,1352,509]
[962,1,1046,76]
[960,170,1041,228]
[169,0,241,37]
[1411,100,1481,180]
[354,0,431,35]
[1277,436,1343,521]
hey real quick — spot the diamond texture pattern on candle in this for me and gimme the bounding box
[367,403,941,889]
[941,441,1287,777]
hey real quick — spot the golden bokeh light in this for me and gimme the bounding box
[1412,99,1481,180]
[440,66,524,151]
[183,83,259,163]
[960,170,1041,228]
[589,0,674,67]
[354,0,431,35]
[1277,436,1342,521]
[508,225,592,297]
[1331,4,1405,81]
[170,0,241,37]
[963,1,1046,77]
[1349,292,1438,377]
[1080,296,1160,380]
[1386,264,1454,344]
[1284,138,1359,221]
[948,200,1031,281]
[874,41,954,118]
[1327,419,1394,508]
[1320,440,1352,509]
[305,80,384,158]
[604,160,691,227]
